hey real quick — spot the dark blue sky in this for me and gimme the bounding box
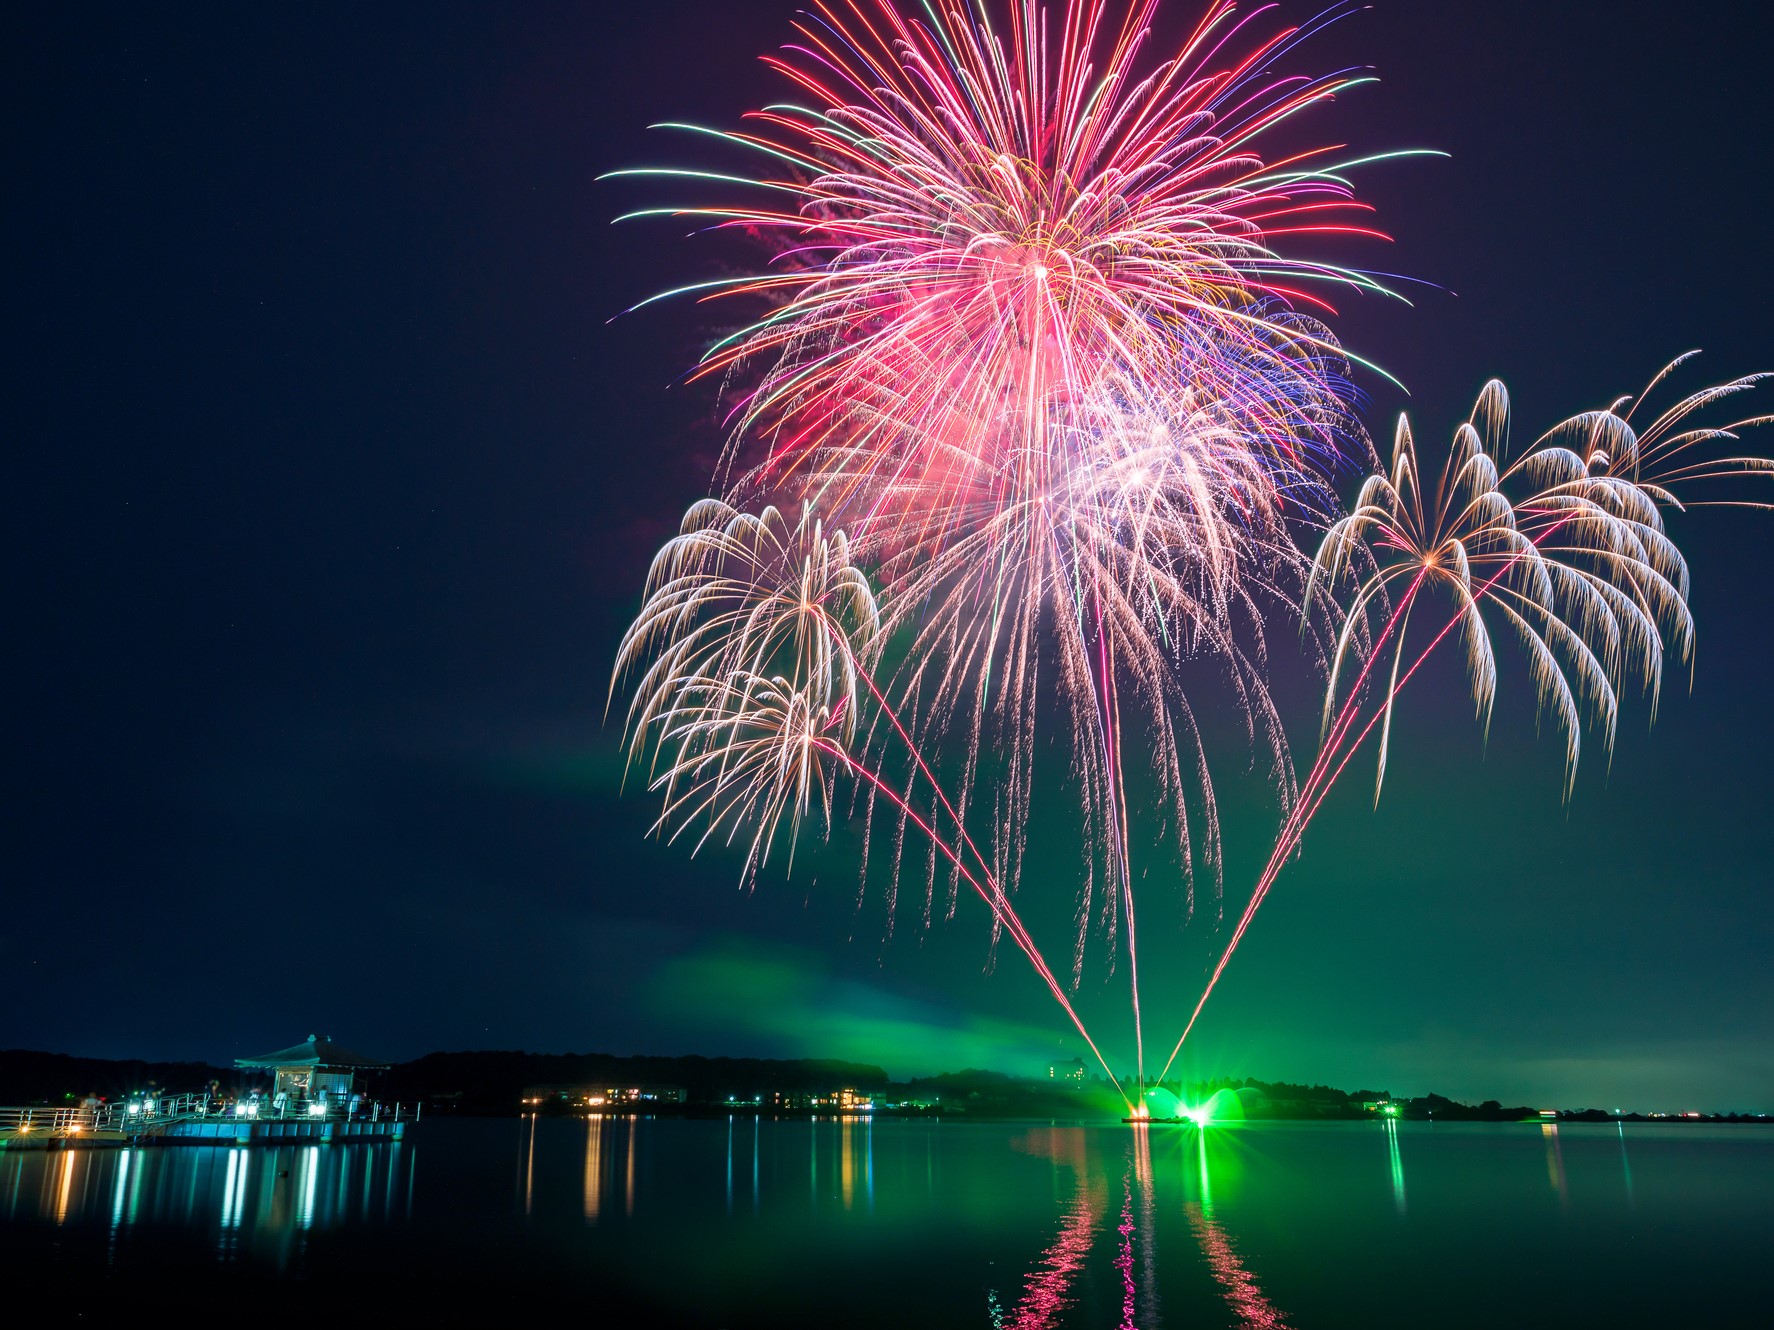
[7,1,1771,1110]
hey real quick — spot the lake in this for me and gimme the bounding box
[2,1116,1768,1325]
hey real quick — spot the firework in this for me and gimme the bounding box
[611,0,1415,1079]
[612,500,880,872]
[613,0,1405,491]
[1312,382,1625,802]
[616,499,1129,1092]
[1157,362,1771,1076]
[614,502,878,744]
[608,0,1773,1092]
[1523,355,1774,721]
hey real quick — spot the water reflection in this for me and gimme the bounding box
[585,1116,604,1221]
[1005,1127,1104,1330]
[835,1116,873,1211]
[110,1148,131,1229]
[2,1118,1307,1329]
[841,1118,855,1209]
[1115,1166,1137,1329]
[625,1117,637,1215]
[218,1149,244,1232]
[1386,1117,1407,1215]
[718,1115,763,1216]
[11,1117,1748,1325]
[1,1141,412,1272]
[997,1121,1295,1329]
[299,1144,319,1228]
[1183,1129,1294,1330]
[523,1113,537,1216]
[53,1149,75,1224]
[1133,1127,1160,1329]
[577,1116,654,1221]
[1542,1122,1570,1206]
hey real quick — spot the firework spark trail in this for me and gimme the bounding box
[1158,366,1770,1079]
[853,649,1014,935]
[618,0,1408,459]
[634,654,1130,1099]
[1095,612,1146,1081]
[813,736,1129,1102]
[1156,574,1467,1079]
[868,415,1343,1066]
[616,501,1132,1099]
[847,621,1138,1096]
[1157,542,1554,1079]
[1145,553,1429,1078]
[1159,464,1600,1081]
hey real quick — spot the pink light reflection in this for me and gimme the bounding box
[1115,1170,1137,1330]
[1008,1130,1105,1330]
[1184,1202,1293,1330]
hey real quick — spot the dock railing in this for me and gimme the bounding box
[242,1098,419,1123]
[0,1105,98,1139]
[85,1093,214,1134]
[3,1095,421,1143]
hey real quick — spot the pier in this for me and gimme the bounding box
[0,1095,418,1149]
[1,1033,414,1149]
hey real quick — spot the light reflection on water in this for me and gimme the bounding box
[1,1118,1768,1326]
[1007,1127,1103,1329]
[1385,1117,1406,1215]
[1542,1121,1570,1207]
[1,1139,412,1273]
[991,1121,1300,1328]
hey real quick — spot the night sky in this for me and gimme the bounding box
[8,1,1771,1111]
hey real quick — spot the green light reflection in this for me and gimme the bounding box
[1386,1117,1406,1216]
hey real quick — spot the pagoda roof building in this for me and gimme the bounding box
[236,1034,390,1072]
[235,1035,390,1104]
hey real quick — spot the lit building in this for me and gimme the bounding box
[811,1087,874,1113]
[235,1034,389,1104]
[1047,1058,1085,1084]
[520,1084,689,1109]
[597,1085,686,1107]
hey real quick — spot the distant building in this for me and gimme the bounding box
[1048,1058,1085,1085]
[811,1087,874,1113]
[523,1084,688,1108]
[597,1085,686,1107]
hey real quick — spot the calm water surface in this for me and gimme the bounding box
[2,1117,1768,1326]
